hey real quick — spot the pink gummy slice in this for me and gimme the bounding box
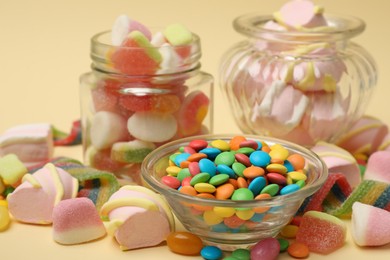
[279,0,324,28]
[296,212,346,254]
[110,37,160,75]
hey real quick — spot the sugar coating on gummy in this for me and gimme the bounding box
[111,15,152,46]
[178,91,210,136]
[127,111,177,143]
[351,202,390,246]
[52,197,106,245]
[90,111,128,150]
[7,163,79,224]
[0,154,28,186]
[111,139,156,163]
[163,23,193,46]
[110,30,162,75]
[295,210,346,254]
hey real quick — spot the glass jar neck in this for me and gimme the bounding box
[90,30,202,77]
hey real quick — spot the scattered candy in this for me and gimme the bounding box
[231,248,250,259]
[200,245,223,260]
[287,242,310,258]
[295,210,346,254]
[0,123,54,166]
[351,202,390,246]
[52,198,106,245]
[277,238,289,252]
[7,163,79,224]
[0,200,10,231]
[250,237,280,260]
[166,231,203,255]
[101,185,174,250]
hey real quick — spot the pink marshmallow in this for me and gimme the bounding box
[363,150,390,183]
[52,197,106,245]
[274,0,328,29]
[351,202,390,246]
[111,15,152,46]
[311,141,361,187]
[337,115,389,157]
[0,123,54,167]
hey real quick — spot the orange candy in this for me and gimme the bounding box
[237,177,248,188]
[215,183,235,200]
[180,186,198,196]
[287,242,310,258]
[253,193,271,213]
[287,154,306,171]
[166,231,203,256]
[243,166,265,179]
[229,135,247,150]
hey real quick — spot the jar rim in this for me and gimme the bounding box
[233,13,366,42]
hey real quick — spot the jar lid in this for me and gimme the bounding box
[233,13,366,43]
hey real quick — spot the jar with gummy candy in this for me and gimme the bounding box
[80,16,213,183]
[219,0,377,147]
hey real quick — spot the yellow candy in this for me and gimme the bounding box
[269,146,289,163]
[213,206,236,218]
[166,165,181,176]
[203,210,223,225]
[0,200,10,231]
[210,139,230,151]
[288,171,307,182]
[194,183,216,193]
[266,163,287,174]
[280,224,299,238]
[235,209,255,220]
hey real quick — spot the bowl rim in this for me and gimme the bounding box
[141,134,328,207]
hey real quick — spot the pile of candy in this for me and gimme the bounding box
[83,15,211,181]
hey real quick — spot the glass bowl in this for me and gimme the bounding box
[141,134,328,250]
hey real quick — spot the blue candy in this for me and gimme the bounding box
[249,151,271,167]
[280,184,300,195]
[173,152,190,166]
[248,176,266,196]
[199,158,217,177]
[216,164,235,178]
[199,147,221,160]
[201,246,223,260]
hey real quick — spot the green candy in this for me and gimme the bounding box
[236,147,255,155]
[215,151,236,166]
[277,238,289,252]
[296,179,306,188]
[232,162,246,177]
[190,172,211,186]
[231,188,254,201]
[231,248,250,260]
[177,168,191,181]
[260,183,279,196]
[209,174,229,186]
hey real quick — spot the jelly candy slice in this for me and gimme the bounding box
[178,91,209,136]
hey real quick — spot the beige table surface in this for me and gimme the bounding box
[1,0,390,259]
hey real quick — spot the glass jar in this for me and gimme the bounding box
[220,13,377,147]
[80,30,213,184]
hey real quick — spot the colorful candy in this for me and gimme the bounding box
[250,237,280,260]
[295,210,347,254]
[166,231,203,255]
[0,200,10,231]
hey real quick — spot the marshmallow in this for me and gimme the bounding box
[7,163,79,224]
[311,141,361,187]
[0,123,54,166]
[127,111,177,143]
[337,115,389,157]
[90,111,129,150]
[52,198,106,245]
[363,151,390,183]
[111,15,152,46]
[351,202,390,246]
[101,185,174,250]
[163,23,193,46]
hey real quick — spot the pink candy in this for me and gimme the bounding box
[364,151,390,183]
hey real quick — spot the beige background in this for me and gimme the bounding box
[1,0,390,259]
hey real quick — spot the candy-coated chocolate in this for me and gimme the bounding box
[234,153,251,167]
[200,245,223,260]
[288,171,307,182]
[180,185,198,196]
[267,172,287,185]
[260,184,279,196]
[239,140,259,150]
[215,151,236,166]
[232,162,246,177]
[236,209,255,220]
[161,175,181,189]
[229,136,247,150]
[211,139,231,151]
[188,161,200,176]
[209,174,230,186]
[215,183,235,199]
[216,164,235,178]
[189,139,208,151]
[199,158,217,176]
[266,163,287,174]
[243,166,265,179]
[166,231,203,255]
[223,214,246,229]
[232,188,254,201]
[277,238,289,252]
[190,172,211,186]
[213,206,236,218]
[287,242,310,258]
[231,248,250,260]
[280,183,300,195]
[250,237,280,260]
[203,210,224,225]
[194,183,216,193]
[287,154,306,170]
[237,177,248,188]
[188,152,207,162]
[248,176,267,196]
[199,147,221,160]
[249,151,271,167]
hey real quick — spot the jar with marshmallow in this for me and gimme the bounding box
[80,16,213,183]
[219,0,377,147]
